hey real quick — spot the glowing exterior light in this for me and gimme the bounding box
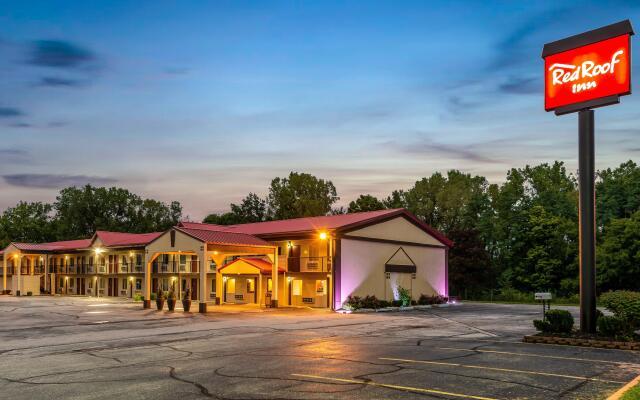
[94,248,103,255]
[213,251,219,255]
[319,232,327,240]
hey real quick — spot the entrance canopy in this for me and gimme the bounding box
[219,258,285,275]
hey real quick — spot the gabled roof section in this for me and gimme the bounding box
[175,227,273,248]
[218,257,285,275]
[182,209,452,247]
[91,231,163,248]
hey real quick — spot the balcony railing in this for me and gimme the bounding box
[152,260,199,274]
[283,256,332,273]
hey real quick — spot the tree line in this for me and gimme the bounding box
[2,162,639,297]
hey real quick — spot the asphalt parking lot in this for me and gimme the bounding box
[0,297,638,400]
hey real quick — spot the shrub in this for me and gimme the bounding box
[150,292,157,301]
[391,300,403,307]
[133,293,144,301]
[343,295,362,311]
[167,290,176,300]
[398,286,411,307]
[600,291,640,328]
[418,294,448,305]
[533,309,574,334]
[597,315,631,338]
[26,291,33,296]
[182,288,191,301]
[361,295,379,309]
[156,289,165,300]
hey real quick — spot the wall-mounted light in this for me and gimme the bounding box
[94,248,103,255]
[213,251,219,255]
[287,277,294,282]
[129,252,134,257]
[319,232,327,240]
[129,277,134,282]
[287,241,292,248]
[222,276,228,282]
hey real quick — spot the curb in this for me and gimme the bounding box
[607,374,640,400]
[523,335,640,351]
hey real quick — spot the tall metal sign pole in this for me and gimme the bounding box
[542,20,633,333]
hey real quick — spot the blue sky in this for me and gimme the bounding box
[1,1,639,219]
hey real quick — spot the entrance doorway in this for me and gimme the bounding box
[76,278,85,295]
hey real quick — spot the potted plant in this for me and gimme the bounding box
[167,290,177,311]
[156,289,165,310]
[182,288,192,312]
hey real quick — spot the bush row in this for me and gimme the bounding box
[532,291,640,340]
[343,293,448,311]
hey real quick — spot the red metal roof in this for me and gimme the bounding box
[176,227,274,247]
[94,231,163,247]
[218,257,284,275]
[10,239,92,252]
[180,209,452,247]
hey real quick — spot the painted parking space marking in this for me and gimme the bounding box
[379,357,626,384]
[438,347,640,366]
[291,373,499,400]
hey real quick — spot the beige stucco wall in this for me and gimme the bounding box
[146,229,203,257]
[12,275,41,295]
[338,238,446,308]
[345,216,444,246]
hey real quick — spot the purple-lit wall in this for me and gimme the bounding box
[336,239,447,309]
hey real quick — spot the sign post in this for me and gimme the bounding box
[542,20,634,333]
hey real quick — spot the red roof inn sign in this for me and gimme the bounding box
[543,20,633,114]
[542,20,633,334]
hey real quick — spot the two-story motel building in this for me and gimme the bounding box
[0,209,452,311]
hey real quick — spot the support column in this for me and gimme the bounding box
[143,251,151,309]
[579,109,597,334]
[198,247,207,313]
[2,253,7,294]
[17,256,21,296]
[213,254,225,305]
[44,255,49,293]
[271,248,279,308]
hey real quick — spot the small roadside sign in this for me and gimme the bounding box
[535,292,552,300]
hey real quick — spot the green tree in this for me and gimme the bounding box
[54,185,181,238]
[447,228,492,298]
[202,212,245,225]
[230,193,267,223]
[597,211,640,292]
[348,194,385,213]
[489,162,578,293]
[267,172,339,219]
[402,170,491,233]
[0,201,56,248]
[597,161,640,232]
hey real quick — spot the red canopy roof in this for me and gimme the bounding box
[218,257,284,275]
[176,227,273,247]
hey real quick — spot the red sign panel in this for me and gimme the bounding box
[544,34,631,111]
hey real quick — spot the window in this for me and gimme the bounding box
[122,255,128,266]
[267,278,273,293]
[162,279,169,291]
[59,278,64,287]
[316,280,326,294]
[136,254,143,266]
[292,280,302,296]
[70,258,75,267]
[122,279,127,290]
[88,279,93,289]
[99,279,105,289]
[247,279,255,293]
[210,278,216,293]
[209,260,217,272]
[89,256,94,266]
[70,279,75,288]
